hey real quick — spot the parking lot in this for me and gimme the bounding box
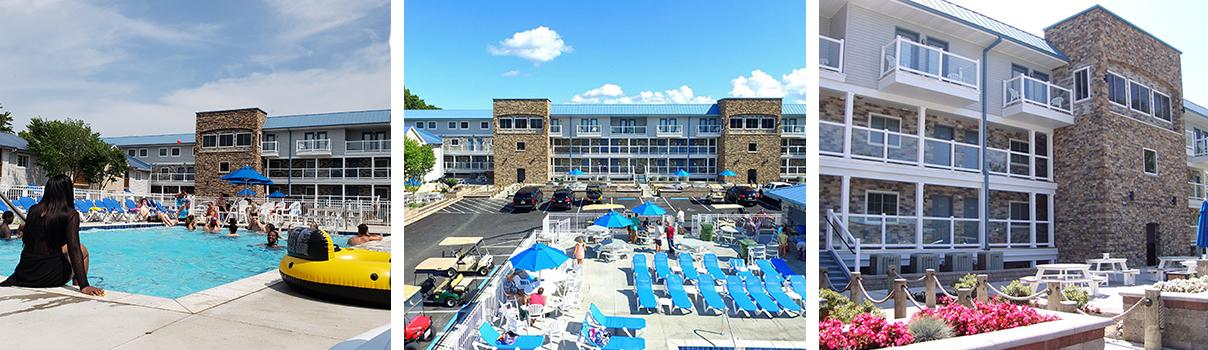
[403,192,784,347]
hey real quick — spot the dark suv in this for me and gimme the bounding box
[583,183,605,204]
[549,188,575,210]
[725,186,760,206]
[512,186,544,211]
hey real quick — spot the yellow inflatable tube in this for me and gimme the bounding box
[279,228,390,308]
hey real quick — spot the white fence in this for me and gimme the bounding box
[435,231,537,350]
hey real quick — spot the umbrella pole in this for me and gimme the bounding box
[0,190,25,222]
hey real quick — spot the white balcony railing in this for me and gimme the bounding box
[881,37,980,90]
[1191,136,1208,157]
[445,162,494,171]
[266,167,388,180]
[610,126,647,135]
[1190,182,1207,201]
[782,125,806,135]
[151,173,195,182]
[444,142,493,153]
[820,35,844,72]
[552,144,716,156]
[1003,75,1072,115]
[346,139,390,154]
[781,145,806,156]
[576,125,602,136]
[697,125,721,136]
[549,125,563,134]
[656,125,683,136]
[261,141,279,156]
[296,139,332,155]
[849,124,920,165]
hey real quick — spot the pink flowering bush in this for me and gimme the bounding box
[820,313,914,350]
[913,300,1059,337]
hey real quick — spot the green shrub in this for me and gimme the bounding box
[908,315,954,343]
[819,288,847,319]
[818,288,883,323]
[1062,285,1090,309]
[404,185,419,193]
[440,177,460,188]
[1001,280,1035,305]
[953,274,977,290]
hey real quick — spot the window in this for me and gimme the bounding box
[1073,67,1090,102]
[427,122,436,129]
[1143,148,1158,175]
[450,139,460,146]
[865,191,899,216]
[730,115,775,130]
[139,149,148,157]
[1130,81,1151,114]
[159,148,167,156]
[1106,72,1128,106]
[1153,91,1172,122]
[16,154,28,168]
[747,143,758,152]
[127,149,136,157]
[415,122,424,129]
[219,162,230,173]
[171,148,181,156]
[729,118,742,129]
[461,121,469,129]
[515,118,528,129]
[868,114,902,147]
[500,119,512,128]
[760,118,775,129]
[236,133,252,146]
[481,121,489,129]
[1009,202,1030,221]
[218,134,234,147]
[449,121,457,129]
[530,118,543,129]
[516,142,526,151]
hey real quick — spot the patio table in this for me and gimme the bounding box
[1086,257,1136,285]
[597,239,630,262]
[1158,256,1198,270]
[1028,263,1103,295]
[677,238,709,257]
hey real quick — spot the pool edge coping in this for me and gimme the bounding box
[2,270,282,315]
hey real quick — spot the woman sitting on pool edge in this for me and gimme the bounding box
[0,174,104,296]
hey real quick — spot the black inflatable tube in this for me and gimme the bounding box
[280,273,390,309]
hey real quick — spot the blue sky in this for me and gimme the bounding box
[403,0,806,109]
[0,0,388,136]
[948,0,1208,106]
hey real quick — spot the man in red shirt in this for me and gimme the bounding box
[665,223,676,255]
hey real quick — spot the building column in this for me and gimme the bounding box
[979,184,988,247]
[840,175,851,226]
[1046,131,1054,179]
[916,182,925,249]
[1029,192,1037,248]
[843,91,855,158]
[917,106,926,167]
[1028,130,1036,179]
[1048,193,1055,247]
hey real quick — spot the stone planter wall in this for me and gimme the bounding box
[1120,289,1208,350]
[889,311,1112,350]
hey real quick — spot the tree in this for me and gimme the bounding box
[0,104,14,133]
[20,118,128,186]
[404,138,435,182]
[405,88,441,110]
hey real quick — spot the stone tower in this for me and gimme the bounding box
[1046,6,1187,264]
[491,99,551,185]
[194,108,266,197]
[718,98,783,185]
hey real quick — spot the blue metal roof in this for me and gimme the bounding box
[126,156,151,171]
[0,133,28,150]
[1187,100,1208,119]
[405,109,491,120]
[764,184,805,208]
[104,133,195,146]
[782,104,807,115]
[903,0,1068,61]
[263,109,389,129]
[405,126,443,145]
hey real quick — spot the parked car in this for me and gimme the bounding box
[512,186,544,211]
[583,183,606,204]
[761,182,793,206]
[549,188,576,210]
[725,185,760,206]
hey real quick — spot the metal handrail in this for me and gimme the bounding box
[826,209,860,276]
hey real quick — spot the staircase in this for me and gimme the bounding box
[822,209,859,291]
[821,250,851,289]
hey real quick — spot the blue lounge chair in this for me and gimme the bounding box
[16,197,35,211]
[756,259,784,282]
[765,280,802,316]
[578,322,646,350]
[771,258,797,276]
[664,275,694,314]
[124,199,139,213]
[724,276,760,317]
[653,253,671,282]
[632,254,649,284]
[744,277,782,317]
[635,278,658,312]
[788,275,807,302]
[737,269,758,282]
[102,198,127,221]
[477,322,545,350]
[0,199,9,212]
[696,275,729,315]
[589,304,647,335]
[678,254,699,283]
[703,253,727,280]
[728,258,747,273]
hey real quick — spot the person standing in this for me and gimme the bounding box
[573,237,587,267]
[665,223,676,255]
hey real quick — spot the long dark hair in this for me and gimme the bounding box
[29,174,77,231]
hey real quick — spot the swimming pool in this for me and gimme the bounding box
[0,226,287,298]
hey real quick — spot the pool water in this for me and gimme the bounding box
[0,226,289,298]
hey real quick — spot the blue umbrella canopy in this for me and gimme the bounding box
[1197,201,1208,249]
[593,210,633,228]
[221,166,273,185]
[675,169,691,177]
[631,201,667,217]
[268,191,287,198]
[236,188,256,196]
[509,243,570,272]
[568,169,585,176]
[719,169,737,177]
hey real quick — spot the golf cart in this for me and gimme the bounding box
[415,258,475,307]
[438,236,495,276]
[403,284,433,349]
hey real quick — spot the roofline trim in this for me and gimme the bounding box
[1044,5,1182,54]
[898,0,1069,61]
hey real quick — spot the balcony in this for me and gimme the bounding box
[151,173,195,183]
[266,167,388,180]
[878,37,980,106]
[576,125,602,137]
[1002,75,1074,128]
[610,126,647,135]
[1189,182,1206,205]
[444,162,494,171]
[782,125,806,136]
[261,141,279,156]
[552,144,716,156]
[549,124,564,136]
[296,139,332,156]
[820,35,845,81]
[697,125,721,136]
[1190,137,1208,168]
[781,145,806,157]
[444,142,493,154]
[346,139,390,154]
[656,125,683,137]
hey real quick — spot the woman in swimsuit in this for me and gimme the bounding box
[0,175,104,296]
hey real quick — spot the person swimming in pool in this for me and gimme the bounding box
[0,211,22,240]
[203,216,221,234]
[184,214,197,231]
[347,223,382,246]
[224,218,239,237]
[247,212,265,233]
[260,224,282,249]
[0,175,104,296]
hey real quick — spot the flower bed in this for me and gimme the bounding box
[913,299,1059,337]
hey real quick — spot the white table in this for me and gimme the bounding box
[1159,256,1198,270]
[1086,258,1137,285]
[677,238,709,256]
[1026,263,1104,295]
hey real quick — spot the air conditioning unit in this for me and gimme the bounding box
[976,251,1004,271]
[909,253,940,273]
[942,252,973,272]
[868,253,901,276]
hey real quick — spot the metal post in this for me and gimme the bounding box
[975,274,988,303]
[1047,282,1063,311]
[925,269,936,308]
[893,278,907,319]
[850,272,863,305]
[1144,288,1162,350]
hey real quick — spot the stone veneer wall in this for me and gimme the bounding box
[718,98,782,184]
[492,99,551,185]
[194,108,265,197]
[1046,7,1189,264]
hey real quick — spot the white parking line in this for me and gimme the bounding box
[661,197,676,212]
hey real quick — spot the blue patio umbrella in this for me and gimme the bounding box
[568,169,585,176]
[405,178,422,187]
[631,201,667,217]
[222,166,273,185]
[719,169,737,177]
[268,191,287,199]
[236,188,256,196]
[675,169,691,177]
[1197,201,1208,254]
[509,243,570,272]
[593,210,633,228]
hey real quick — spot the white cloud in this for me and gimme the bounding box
[570,84,714,104]
[501,70,521,77]
[729,67,807,103]
[488,26,573,64]
[262,0,388,42]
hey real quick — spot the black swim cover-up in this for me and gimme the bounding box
[0,209,88,288]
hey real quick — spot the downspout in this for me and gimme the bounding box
[981,36,1003,251]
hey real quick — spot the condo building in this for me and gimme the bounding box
[405,98,806,185]
[819,0,1191,281]
[104,108,391,199]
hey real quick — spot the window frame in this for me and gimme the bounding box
[1072,66,1091,103]
[516,141,526,152]
[127,149,137,157]
[1143,148,1158,175]
[864,190,900,216]
[448,121,457,129]
[1106,71,1128,108]
[867,113,903,148]
[171,148,181,157]
[1153,90,1172,122]
[415,122,424,129]
[481,121,490,129]
[1129,80,1152,115]
[219,161,231,174]
[747,143,758,153]
[139,148,148,157]
[15,154,29,168]
[427,122,436,129]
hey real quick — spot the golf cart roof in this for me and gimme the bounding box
[414,257,458,272]
[402,284,420,300]
[438,237,483,246]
